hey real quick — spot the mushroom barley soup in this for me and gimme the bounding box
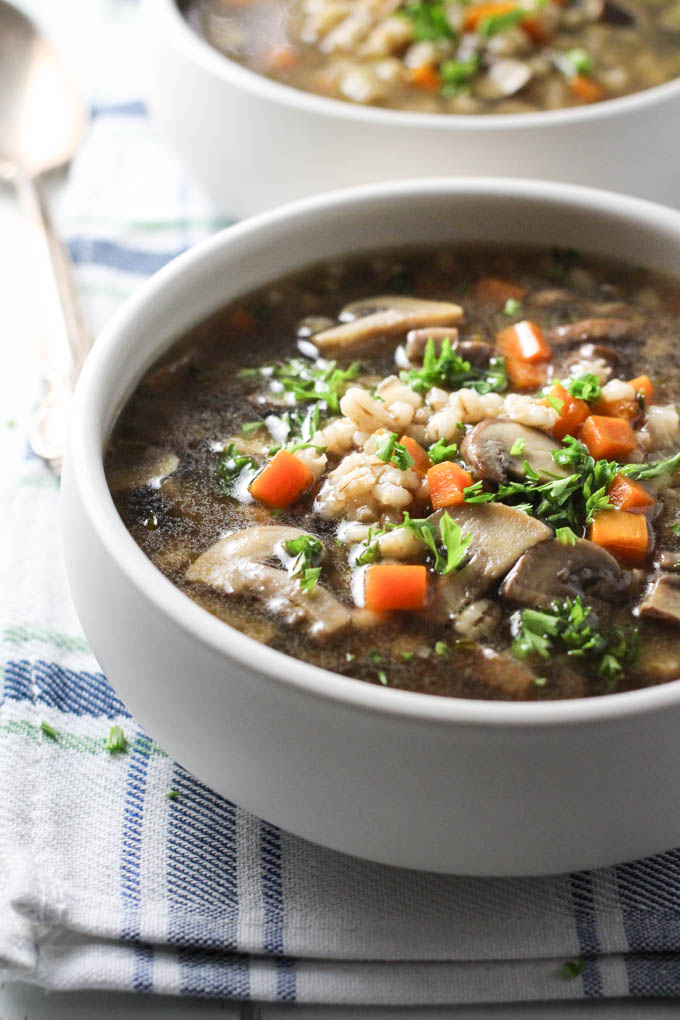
[182,0,680,115]
[107,245,680,701]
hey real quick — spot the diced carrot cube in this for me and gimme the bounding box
[505,357,547,391]
[579,415,636,460]
[629,375,654,405]
[474,277,527,305]
[607,474,655,512]
[592,394,640,421]
[569,75,604,104]
[228,305,256,332]
[543,383,590,441]
[427,462,473,509]
[399,435,431,477]
[589,509,649,566]
[497,321,552,363]
[463,1,518,31]
[406,65,442,92]
[249,449,313,508]
[364,564,429,612]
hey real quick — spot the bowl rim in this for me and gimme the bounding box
[69,175,680,731]
[148,0,680,131]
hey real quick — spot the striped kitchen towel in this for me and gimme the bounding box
[2,0,680,1006]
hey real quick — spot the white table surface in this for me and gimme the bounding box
[1,2,678,1016]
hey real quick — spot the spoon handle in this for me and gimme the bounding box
[15,171,90,474]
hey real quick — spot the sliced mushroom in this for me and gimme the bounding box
[598,0,635,25]
[405,327,492,366]
[185,525,352,639]
[528,288,575,308]
[108,446,179,494]
[500,538,631,608]
[313,296,464,351]
[432,503,552,613]
[483,59,533,99]
[465,645,536,698]
[654,551,680,572]
[460,419,568,485]
[561,342,620,371]
[546,318,639,347]
[639,574,680,624]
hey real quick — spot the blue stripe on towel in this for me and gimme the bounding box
[167,765,241,951]
[120,728,155,991]
[616,852,680,952]
[90,100,147,119]
[625,952,680,996]
[569,872,602,997]
[3,658,128,718]
[261,821,296,1001]
[177,948,250,998]
[67,238,187,276]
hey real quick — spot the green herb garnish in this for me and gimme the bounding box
[399,0,453,41]
[428,438,459,464]
[284,534,324,593]
[241,420,266,436]
[440,54,479,96]
[434,640,449,656]
[376,432,415,471]
[512,597,640,685]
[166,790,181,801]
[555,526,578,546]
[509,438,526,457]
[40,721,58,740]
[401,337,507,396]
[217,443,259,494]
[562,48,593,75]
[566,373,602,404]
[503,297,523,318]
[563,957,585,980]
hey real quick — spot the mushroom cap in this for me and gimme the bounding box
[546,318,639,347]
[461,419,568,485]
[639,574,680,624]
[313,295,464,351]
[431,503,552,613]
[185,525,352,639]
[500,537,631,608]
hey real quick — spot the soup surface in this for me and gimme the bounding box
[182,0,680,114]
[107,244,680,700]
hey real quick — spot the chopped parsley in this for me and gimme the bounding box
[562,48,593,75]
[509,438,526,457]
[40,721,58,740]
[563,957,586,980]
[440,54,479,97]
[166,790,181,801]
[511,596,640,685]
[668,522,680,536]
[355,510,471,576]
[434,640,449,656]
[399,0,453,41]
[546,394,565,415]
[566,373,602,404]
[555,526,578,546]
[241,420,266,436]
[376,432,415,470]
[618,449,680,481]
[377,669,389,686]
[401,336,507,395]
[480,7,529,36]
[104,724,128,754]
[503,297,523,317]
[428,438,459,463]
[258,357,362,414]
[217,443,259,494]
[284,534,324,593]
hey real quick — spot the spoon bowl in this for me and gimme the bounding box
[0,0,84,178]
[0,0,89,472]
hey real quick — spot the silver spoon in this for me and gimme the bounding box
[0,0,89,474]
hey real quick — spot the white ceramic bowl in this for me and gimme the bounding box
[141,0,680,217]
[62,178,680,876]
